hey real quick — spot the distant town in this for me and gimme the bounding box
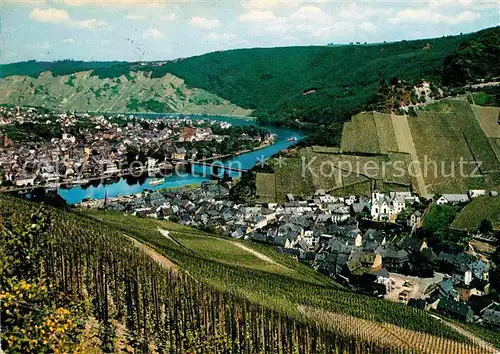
[0,106,275,190]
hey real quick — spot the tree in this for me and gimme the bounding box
[0,207,81,352]
[479,219,493,234]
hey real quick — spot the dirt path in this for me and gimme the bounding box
[157,227,183,248]
[157,227,284,268]
[438,318,499,354]
[230,241,283,267]
[123,234,178,273]
[391,114,429,197]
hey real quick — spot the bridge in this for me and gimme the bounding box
[166,158,247,173]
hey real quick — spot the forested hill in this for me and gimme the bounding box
[1,27,498,127]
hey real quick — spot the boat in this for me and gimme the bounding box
[149,178,165,186]
[288,136,297,141]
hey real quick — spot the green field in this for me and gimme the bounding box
[253,99,500,198]
[254,147,413,200]
[341,113,381,154]
[472,105,500,138]
[274,156,316,202]
[452,196,500,230]
[2,195,488,351]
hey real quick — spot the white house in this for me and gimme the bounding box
[453,269,473,286]
[468,190,487,199]
[303,230,320,247]
[370,191,407,221]
[436,194,470,205]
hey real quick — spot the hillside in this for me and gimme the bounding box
[255,99,500,199]
[443,27,500,86]
[1,27,498,128]
[452,196,500,231]
[0,70,251,116]
[160,35,467,126]
[3,194,494,353]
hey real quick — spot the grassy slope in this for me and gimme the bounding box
[452,196,500,230]
[0,70,251,116]
[81,209,467,340]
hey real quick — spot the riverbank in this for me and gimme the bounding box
[75,181,217,208]
[49,114,303,204]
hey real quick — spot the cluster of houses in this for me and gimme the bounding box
[98,182,499,331]
[0,106,268,189]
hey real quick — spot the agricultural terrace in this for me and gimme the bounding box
[257,147,414,201]
[408,109,477,194]
[373,112,399,153]
[301,307,493,354]
[255,173,276,204]
[4,194,411,353]
[336,100,500,195]
[451,196,500,230]
[0,70,251,116]
[473,105,500,138]
[274,156,315,202]
[341,112,381,154]
[82,209,472,342]
[449,100,500,173]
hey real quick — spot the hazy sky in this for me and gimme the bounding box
[1,0,498,63]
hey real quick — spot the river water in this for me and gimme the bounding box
[58,114,305,204]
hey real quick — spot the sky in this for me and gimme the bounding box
[1,0,498,64]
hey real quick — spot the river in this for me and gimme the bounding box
[58,114,305,204]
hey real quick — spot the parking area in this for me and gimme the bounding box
[385,272,444,303]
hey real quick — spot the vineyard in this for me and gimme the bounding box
[0,194,493,353]
[84,211,476,339]
[300,307,493,354]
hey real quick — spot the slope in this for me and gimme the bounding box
[160,31,477,125]
[82,209,468,341]
[338,99,500,196]
[1,194,495,352]
[0,70,252,116]
[2,28,496,126]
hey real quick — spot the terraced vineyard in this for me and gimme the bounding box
[255,99,500,200]
[301,307,494,354]
[340,99,500,195]
[82,209,475,343]
[258,146,411,201]
[255,172,277,204]
[2,194,497,352]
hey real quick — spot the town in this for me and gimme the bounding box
[89,182,500,332]
[0,105,275,189]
